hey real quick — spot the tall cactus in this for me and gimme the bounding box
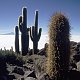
[30,11,42,54]
[15,26,19,53]
[46,13,70,80]
[18,7,29,56]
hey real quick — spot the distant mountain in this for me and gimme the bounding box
[0,32,14,35]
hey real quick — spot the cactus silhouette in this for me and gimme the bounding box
[15,26,19,53]
[19,7,29,56]
[46,13,70,80]
[30,11,42,54]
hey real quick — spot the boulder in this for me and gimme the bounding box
[68,70,80,80]
[12,67,24,75]
[27,71,36,78]
[77,61,80,71]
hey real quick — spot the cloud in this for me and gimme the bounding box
[0,35,14,50]
[0,34,48,51]
[0,32,14,35]
[70,35,80,42]
[0,34,79,51]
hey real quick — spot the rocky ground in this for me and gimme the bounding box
[1,41,80,80]
[8,55,47,80]
[0,54,47,80]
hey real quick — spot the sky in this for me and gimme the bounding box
[0,0,80,50]
[0,0,80,35]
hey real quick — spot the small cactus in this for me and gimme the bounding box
[15,26,19,53]
[46,13,70,80]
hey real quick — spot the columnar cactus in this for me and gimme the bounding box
[30,11,42,54]
[15,26,19,53]
[46,13,70,80]
[18,7,29,56]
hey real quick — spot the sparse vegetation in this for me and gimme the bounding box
[0,49,26,66]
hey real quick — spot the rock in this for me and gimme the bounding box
[10,73,23,79]
[0,56,8,75]
[12,67,24,75]
[38,48,46,56]
[18,71,37,80]
[77,61,80,71]
[7,74,16,80]
[27,58,33,64]
[21,77,24,80]
[28,49,33,55]
[23,65,32,71]
[68,70,80,80]
[73,54,80,62]
[70,63,77,70]
[70,41,77,48]
[39,73,50,80]
[0,76,7,80]
[24,77,36,80]
[15,59,24,67]
[27,71,37,79]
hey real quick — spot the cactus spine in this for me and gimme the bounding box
[19,7,29,56]
[30,11,42,54]
[15,26,19,53]
[46,13,70,80]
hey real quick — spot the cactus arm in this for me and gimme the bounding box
[18,16,22,32]
[22,7,27,28]
[26,28,30,34]
[30,27,33,41]
[32,26,35,38]
[34,10,38,33]
[37,28,42,41]
[15,26,19,53]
